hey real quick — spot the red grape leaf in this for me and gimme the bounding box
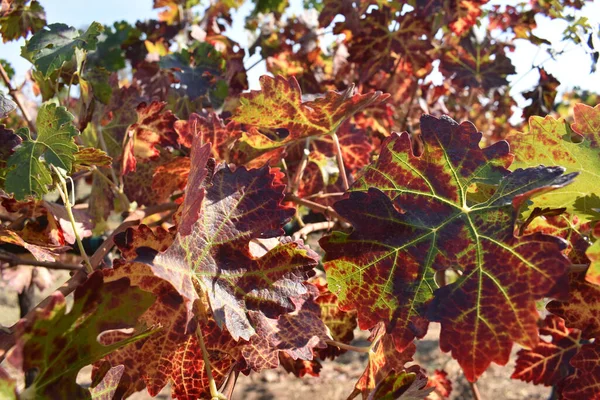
[144,143,319,340]
[279,353,322,378]
[586,222,600,285]
[122,100,178,175]
[426,369,452,400]
[320,114,576,381]
[6,271,155,399]
[365,366,434,400]
[512,315,582,386]
[440,33,516,90]
[93,261,240,400]
[571,102,600,139]
[241,283,330,372]
[0,125,22,169]
[232,75,388,148]
[311,276,357,360]
[521,212,591,265]
[349,323,417,399]
[0,226,66,261]
[557,343,600,400]
[522,68,560,119]
[151,156,191,203]
[89,365,128,400]
[446,0,489,35]
[174,112,242,161]
[547,276,600,339]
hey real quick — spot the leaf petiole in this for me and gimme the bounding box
[196,325,227,400]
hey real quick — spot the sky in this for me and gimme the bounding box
[1,0,599,111]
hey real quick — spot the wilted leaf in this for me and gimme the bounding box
[366,366,434,400]
[321,115,575,381]
[0,94,17,118]
[5,103,79,199]
[72,146,112,172]
[522,68,559,119]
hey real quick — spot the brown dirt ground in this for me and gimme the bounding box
[0,270,551,400]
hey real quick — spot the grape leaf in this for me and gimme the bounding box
[349,324,417,399]
[586,222,600,285]
[279,353,322,377]
[311,276,357,360]
[557,343,600,400]
[232,75,388,147]
[6,271,155,399]
[89,365,128,400]
[241,284,330,372]
[507,110,600,221]
[320,114,576,381]
[21,22,103,77]
[159,43,225,101]
[0,93,17,118]
[93,260,240,399]
[122,101,178,175]
[151,156,191,202]
[0,0,46,43]
[174,112,242,161]
[144,138,319,340]
[439,33,516,90]
[0,125,21,169]
[522,68,559,119]
[547,276,600,339]
[512,315,581,386]
[426,369,452,400]
[5,103,79,199]
[72,146,112,172]
[366,366,434,400]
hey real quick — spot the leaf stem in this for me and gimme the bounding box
[331,132,349,191]
[325,339,371,353]
[468,381,481,400]
[196,325,227,400]
[0,62,36,133]
[52,166,93,273]
[285,194,347,222]
[291,138,311,195]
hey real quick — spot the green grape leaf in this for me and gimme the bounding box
[320,115,576,381]
[21,22,103,77]
[507,106,600,221]
[0,0,46,43]
[5,103,79,199]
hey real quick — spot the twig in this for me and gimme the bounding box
[0,253,81,271]
[0,62,36,133]
[570,264,589,273]
[331,132,349,191]
[304,192,345,200]
[291,139,311,195]
[325,339,371,354]
[468,381,481,400]
[293,221,335,240]
[285,194,347,222]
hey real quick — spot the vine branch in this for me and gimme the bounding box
[0,62,36,133]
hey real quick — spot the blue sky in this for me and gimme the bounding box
[1,0,599,112]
